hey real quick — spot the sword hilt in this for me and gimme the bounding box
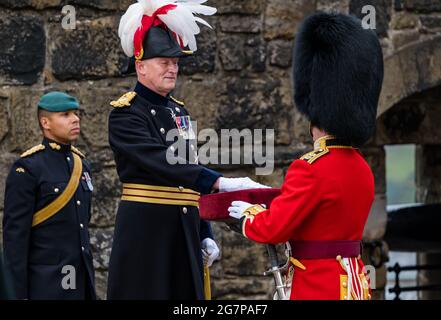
[265,244,288,300]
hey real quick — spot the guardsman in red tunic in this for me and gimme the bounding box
[228,12,384,300]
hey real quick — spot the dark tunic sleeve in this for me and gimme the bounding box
[2,158,37,299]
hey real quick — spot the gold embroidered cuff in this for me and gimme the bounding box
[241,205,266,239]
[243,204,266,218]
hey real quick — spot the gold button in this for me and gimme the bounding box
[336,255,342,261]
[183,207,187,214]
[342,281,347,288]
[179,186,184,192]
[54,188,59,193]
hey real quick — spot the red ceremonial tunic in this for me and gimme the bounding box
[241,136,374,300]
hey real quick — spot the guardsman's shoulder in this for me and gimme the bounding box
[170,95,185,106]
[20,144,46,158]
[300,147,330,164]
[110,91,137,108]
[71,145,85,159]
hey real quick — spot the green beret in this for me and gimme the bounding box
[38,91,79,112]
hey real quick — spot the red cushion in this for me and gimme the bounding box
[198,188,281,221]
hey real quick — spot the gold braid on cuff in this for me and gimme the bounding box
[243,204,266,219]
[242,204,266,238]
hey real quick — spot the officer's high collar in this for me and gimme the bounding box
[42,137,71,153]
[135,81,170,106]
[314,135,353,150]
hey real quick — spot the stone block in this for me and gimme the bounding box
[402,0,441,13]
[7,88,43,151]
[216,76,293,145]
[420,15,441,29]
[219,15,262,33]
[89,227,114,270]
[50,17,126,80]
[0,15,45,85]
[264,0,315,40]
[349,0,392,38]
[179,27,217,75]
[268,39,293,68]
[390,12,419,29]
[212,276,273,299]
[216,0,264,15]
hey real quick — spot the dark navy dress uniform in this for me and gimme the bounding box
[107,82,221,299]
[2,138,96,299]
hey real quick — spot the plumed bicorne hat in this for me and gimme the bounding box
[293,12,384,146]
[119,0,216,73]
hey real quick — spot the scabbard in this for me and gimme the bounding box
[204,264,211,300]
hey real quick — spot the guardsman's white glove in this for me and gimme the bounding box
[228,201,253,219]
[218,177,270,192]
[201,238,220,267]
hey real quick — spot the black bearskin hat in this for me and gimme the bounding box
[293,12,384,146]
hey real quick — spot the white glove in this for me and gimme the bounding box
[228,200,253,219]
[201,238,220,267]
[218,177,270,192]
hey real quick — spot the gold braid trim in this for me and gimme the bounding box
[71,146,85,158]
[110,92,137,108]
[21,144,45,158]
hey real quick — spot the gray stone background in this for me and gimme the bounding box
[0,0,440,299]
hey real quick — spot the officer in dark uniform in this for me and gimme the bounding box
[107,1,266,299]
[2,91,96,300]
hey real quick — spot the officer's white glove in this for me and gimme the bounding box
[228,201,253,219]
[201,238,220,267]
[218,177,270,192]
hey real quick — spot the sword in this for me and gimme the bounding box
[264,244,288,300]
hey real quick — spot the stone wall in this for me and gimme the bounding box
[1,0,441,299]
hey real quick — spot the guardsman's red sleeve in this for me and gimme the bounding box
[242,160,320,244]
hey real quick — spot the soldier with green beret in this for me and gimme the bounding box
[2,91,96,299]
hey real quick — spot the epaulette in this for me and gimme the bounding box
[170,96,185,106]
[300,148,329,164]
[71,146,85,158]
[110,91,136,108]
[21,144,45,158]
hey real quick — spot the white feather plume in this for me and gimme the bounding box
[119,0,216,57]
